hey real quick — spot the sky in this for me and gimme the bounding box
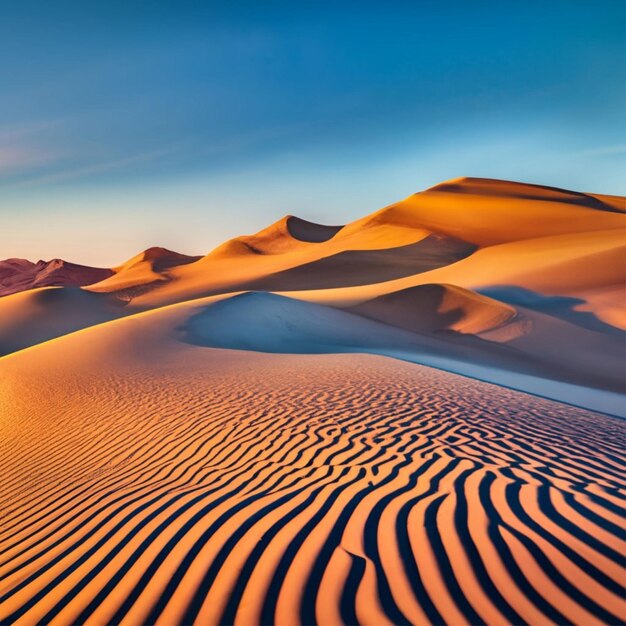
[1,0,624,265]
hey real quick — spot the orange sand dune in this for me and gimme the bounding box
[292,228,626,329]
[83,178,625,331]
[0,177,622,416]
[87,247,202,298]
[100,216,452,307]
[1,314,624,626]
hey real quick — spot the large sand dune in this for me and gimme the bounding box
[1,177,624,625]
[0,287,126,356]
[79,178,624,314]
[0,318,624,626]
[0,178,623,412]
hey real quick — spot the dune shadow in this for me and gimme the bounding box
[179,292,357,354]
[348,284,466,334]
[433,179,624,214]
[478,286,624,337]
[285,216,343,243]
[242,235,477,291]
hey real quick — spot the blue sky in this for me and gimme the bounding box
[1,1,624,265]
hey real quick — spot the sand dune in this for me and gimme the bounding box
[1,177,625,625]
[184,292,626,412]
[383,177,626,245]
[1,318,624,626]
[428,177,625,213]
[81,178,625,331]
[348,283,517,335]
[240,235,476,291]
[0,287,126,357]
[0,257,112,297]
[293,227,626,330]
[87,247,202,299]
[0,178,623,410]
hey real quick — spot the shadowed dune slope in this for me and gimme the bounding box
[0,287,127,356]
[343,284,625,396]
[348,283,517,335]
[285,215,344,242]
[0,321,624,626]
[181,291,625,408]
[294,228,626,331]
[0,258,112,297]
[241,235,476,291]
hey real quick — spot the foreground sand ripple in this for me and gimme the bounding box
[1,351,625,626]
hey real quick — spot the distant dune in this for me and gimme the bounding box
[87,247,203,299]
[0,258,112,297]
[1,178,624,625]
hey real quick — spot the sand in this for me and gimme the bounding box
[0,258,112,297]
[1,177,625,625]
[0,319,624,626]
[1,178,623,413]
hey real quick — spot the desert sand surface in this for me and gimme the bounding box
[1,178,623,414]
[1,178,625,625]
[0,312,624,626]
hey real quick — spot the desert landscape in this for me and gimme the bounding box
[0,177,625,625]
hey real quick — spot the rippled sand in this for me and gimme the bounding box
[1,348,624,626]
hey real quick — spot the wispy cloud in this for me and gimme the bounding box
[0,119,63,141]
[0,146,59,172]
[0,118,71,176]
[572,144,626,158]
[2,148,174,189]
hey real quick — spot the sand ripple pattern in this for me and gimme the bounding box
[0,352,624,625]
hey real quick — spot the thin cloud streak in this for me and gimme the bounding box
[1,148,175,189]
[572,144,626,158]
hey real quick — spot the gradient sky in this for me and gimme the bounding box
[1,0,624,265]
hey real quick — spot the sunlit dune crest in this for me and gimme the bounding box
[88,247,203,298]
[1,177,625,625]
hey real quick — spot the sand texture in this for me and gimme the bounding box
[1,178,625,625]
[1,331,625,626]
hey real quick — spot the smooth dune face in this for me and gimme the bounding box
[0,287,126,357]
[0,331,624,626]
